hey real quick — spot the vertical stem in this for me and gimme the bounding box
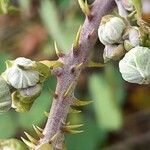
[36,0,116,149]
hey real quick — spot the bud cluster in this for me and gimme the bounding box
[0,57,50,112]
[98,1,150,85]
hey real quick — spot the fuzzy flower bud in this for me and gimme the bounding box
[119,46,150,84]
[3,57,39,89]
[2,57,50,89]
[0,76,12,113]
[124,26,142,51]
[103,44,125,62]
[128,27,141,46]
[98,16,126,45]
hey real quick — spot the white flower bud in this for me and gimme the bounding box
[124,27,141,51]
[119,46,150,84]
[0,77,12,112]
[98,17,126,45]
[103,44,125,62]
[128,27,140,47]
[5,57,39,89]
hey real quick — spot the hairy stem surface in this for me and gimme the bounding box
[36,0,115,149]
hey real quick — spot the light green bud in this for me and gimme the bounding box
[3,57,50,89]
[98,17,126,45]
[103,44,125,62]
[0,76,12,113]
[119,46,150,84]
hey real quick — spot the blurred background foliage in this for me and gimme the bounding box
[0,0,150,150]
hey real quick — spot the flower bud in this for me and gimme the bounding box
[0,76,12,113]
[128,27,141,46]
[119,46,150,84]
[103,44,125,62]
[0,139,28,150]
[123,39,134,51]
[3,57,50,89]
[123,26,141,51]
[4,57,39,89]
[98,16,126,45]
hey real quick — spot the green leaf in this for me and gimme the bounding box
[18,91,52,130]
[0,111,18,138]
[104,64,125,105]
[0,52,11,73]
[18,76,56,129]
[66,116,107,150]
[89,71,123,131]
[39,0,69,52]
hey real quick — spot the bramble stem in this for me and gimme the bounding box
[36,0,115,149]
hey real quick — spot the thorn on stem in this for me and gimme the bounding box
[21,137,36,149]
[24,132,38,145]
[63,82,75,98]
[73,98,93,107]
[70,62,84,74]
[49,132,61,143]
[44,111,49,117]
[73,25,82,57]
[78,0,91,19]
[69,107,82,113]
[54,41,65,58]
[33,125,44,138]
[49,88,58,99]
[88,29,95,39]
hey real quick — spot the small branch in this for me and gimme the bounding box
[36,0,116,149]
[115,0,128,17]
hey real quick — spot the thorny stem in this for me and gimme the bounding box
[36,0,115,149]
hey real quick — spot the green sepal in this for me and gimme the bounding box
[100,15,115,25]
[12,94,33,112]
[124,40,134,51]
[33,62,50,83]
[40,60,64,70]
[11,84,42,112]
[5,60,14,69]
[13,84,42,104]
